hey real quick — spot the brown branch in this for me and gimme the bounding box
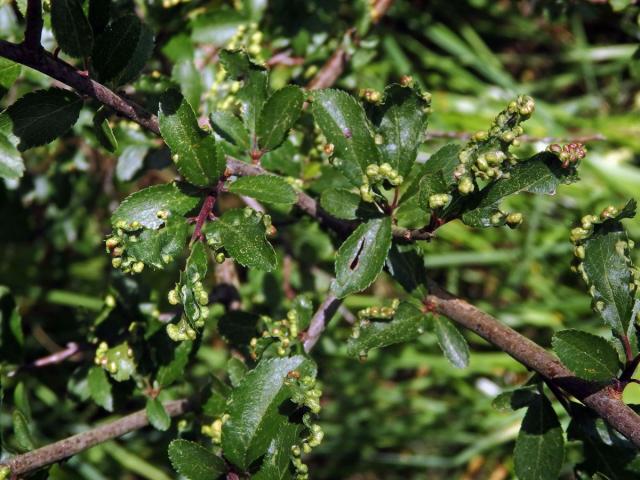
[24,0,43,50]
[303,293,342,352]
[424,280,640,448]
[0,399,190,477]
[0,40,160,135]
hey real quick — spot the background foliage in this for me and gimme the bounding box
[2,0,640,478]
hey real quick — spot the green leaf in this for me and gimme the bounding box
[221,355,311,470]
[159,89,223,186]
[93,107,117,153]
[205,208,277,271]
[88,366,113,412]
[462,152,576,228]
[172,60,203,113]
[252,417,302,480]
[210,111,249,150]
[146,397,171,431]
[492,385,539,412]
[12,409,35,452]
[227,175,297,204]
[0,131,23,180]
[13,382,31,420]
[92,15,154,85]
[168,439,226,480]
[404,143,460,201]
[227,357,248,387]
[514,394,565,480]
[385,245,427,296]
[580,203,636,336]
[51,0,93,58]
[99,342,136,382]
[433,316,469,368]
[111,183,200,230]
[180,242,209,326]
[320,188,377,220]
[156,340,193,387]
[312,89,381,185]
[256,86,304,151]
[116,145,148,182]
[552,329,620,381]
[332,217,392,298]
[3,88,82,151]
[190,9,246,46]
[125,220,189,269]
[347,302,430,356]
[372,84,429,176]
[0,58,20,89]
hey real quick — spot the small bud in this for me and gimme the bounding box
[132,262,144,273]
[168,288,180,305]
[112,257,123,268]
[458,177,474,195]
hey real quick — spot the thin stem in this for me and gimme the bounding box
[303,293,342,352]
[622,334,635,363]
[0,399,190,477]
[190,192,217,244]
[24,0,43,49]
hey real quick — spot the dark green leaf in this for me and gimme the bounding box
[159,89,223,186]
[88,0,110,36]
[13,382,31,420]
[210,111,250,150]
[385,245,427,296]
[179,242,209,326]
[433,316,469,368]
[146,397,171,431]
[320,188,377,220]
[4,88,82,151]
[202,376,230,418]
[0,286,24,364]
[111,183,200,230]
[256,86,304,151]
[168,439,226,480]
[218,311,259,349]
[205,208,277,271]
[92,15,154,85]
[373,84,429,176]
[51,0,93,58]
[312,89,381,185]
[492,385,539,412]
[462,152,576,227]
[552,329,620,381]
[332,217,392,298]
[88,366,113,412]
[514,394,565,480]
[227,175,297,204]
[347,302,430,356]
[93,108,118,153]
[222,355,311,470]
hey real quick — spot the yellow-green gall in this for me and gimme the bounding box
[505,212,523,227]
[168,288,180,305]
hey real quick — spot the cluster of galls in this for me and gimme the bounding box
[208,24,264,110]
[202,414,228,445]
[360,163,404,203]
[570,206,640,307]
[290,422,324,480]
[106,220,150,275]
[249,309,300,358]
[546,142,586,168]
[289,374,322,414]
[166,283,209,342]
[94,341,134,378]
[454,95,535,195]
[492,211,523,228]
[359,88,382,104]
[351,299,400,343]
